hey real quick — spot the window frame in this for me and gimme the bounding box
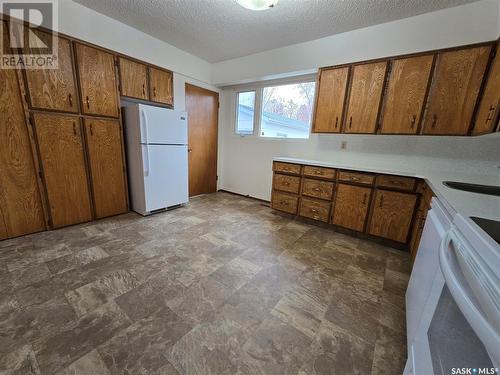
[231,74,317,140]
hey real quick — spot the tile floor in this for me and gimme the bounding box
[0,192,410,375]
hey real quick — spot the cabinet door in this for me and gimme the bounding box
[368,190,417,243]
[344,62,387,134]
[84,118,128,219]
[0,23,46,238]
[24,30,78,113]
[422,46,491,135]
[331,184,371,232]
[119,57,149,100]
[149,67,173,105]
[313,67,349,133]
[380,55,434,134]
[75,43,119,117]
[34,113,92,228]
[473,45,500,135]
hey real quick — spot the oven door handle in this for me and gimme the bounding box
[439,229,500,364]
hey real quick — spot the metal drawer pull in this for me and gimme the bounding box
[279,201,289,206]
[313,187,321,192]
[72,121,77,135]
[350,176,360,181]
[410,114,416,129]
[68,93,73,107]
[283,181,290,186]
[431,114,437,128]
[362,193,367,205]
[335,116,338,128]
[379,195,384,208]
[310,208,319,213]
[485,105,495,123]
[314,170,323,175]
[86,96,90,109]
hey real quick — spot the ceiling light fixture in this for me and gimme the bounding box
[236,0,279,11]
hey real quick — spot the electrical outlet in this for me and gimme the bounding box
[341,141,347,150]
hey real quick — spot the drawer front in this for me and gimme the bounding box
[303,165,336,180]
[338,170,375,185]
[273,174,301,194]
[273,162,302,175]
[302,178,334,200]
[272,192,298,214]
[299,198,330,222]
[377,175,416,191]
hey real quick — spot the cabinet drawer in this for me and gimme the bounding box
[302,178,334,200]
[299,198,331,222]
[377,175,416,191]
[303,165,336,180]
[272,192,298,214]
[273,162,302,175]
[273,174,301,194]
[338,171,375,185]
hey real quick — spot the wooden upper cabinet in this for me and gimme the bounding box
[331,184,371,232]
[24,30,78,113]
[83,118,128,219]
[344,62,387,134]
[473,45,500,135]
[75,43,119,118]
[422,46,491,135]
[379,55,434,134]
[313,67,349,133]
[119,57,149,100]
[0,23,46,238]
[33,113,92,228]
[149,67,173,105]
[368,190,417,243]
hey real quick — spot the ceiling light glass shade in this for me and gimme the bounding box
[236,0,279,11]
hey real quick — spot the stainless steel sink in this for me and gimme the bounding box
[443,181,500,197]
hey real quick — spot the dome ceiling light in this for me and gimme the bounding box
[236,0,279,11]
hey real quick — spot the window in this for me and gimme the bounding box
[260,82,316,139]
[236,91,256,135]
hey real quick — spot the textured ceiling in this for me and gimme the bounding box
[72,0,479,62]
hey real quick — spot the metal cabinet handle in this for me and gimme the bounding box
[142,84,146,97]
[86,96,90,109]
[72,121,77,135]
[188,148,193,153]
[310,208,319,213]
[485,105,495,123]
[362,193,367,205]
[153,87,157,97]
[313,187,321,192]
[335,116,338,129]
[379,195,384,208]
[89,123,93,136]
[283,181,290,186]
[314,170,323,175]
[68,93,73,107]
[431,114,437,128]
[410,114,416,129]
[350,176,360,181]
[349,116,353,129]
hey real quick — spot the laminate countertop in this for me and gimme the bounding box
[273,157,500,245]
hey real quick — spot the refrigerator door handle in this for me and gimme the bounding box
[141,109,149,144]
[143,145,151,177]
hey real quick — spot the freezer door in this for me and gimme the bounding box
[143,145,188,212]
[139,104,187,145]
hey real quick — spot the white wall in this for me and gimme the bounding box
[217,0,500,201]
[212,0,500,85]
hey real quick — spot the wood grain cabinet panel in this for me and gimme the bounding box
[24,30,78,113]
[0,24,46,238]
[379,55,434,134]
[422,46,491,135]
[368,190,417,243]
[149,67,173,105]
[75,43,119,118]
[119,58,149,100]
[302,178,334,200]
[303,166,336,180]
[273,162,301,175]
[344,62,387,134]
[299,198,330,222]
[473,44,500,135]
[332,184,371,232]
[376,175,416,192]
[338,171,375,185]
[273,174,301,194]
[84,118,128,219]
[313,67,349,133]
[272,191,298,214]
[33,113,92,228]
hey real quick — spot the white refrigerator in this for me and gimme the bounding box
[123,104,189,216]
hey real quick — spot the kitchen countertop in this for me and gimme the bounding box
[274,157,500,247]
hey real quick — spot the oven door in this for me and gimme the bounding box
[409,228,499,375]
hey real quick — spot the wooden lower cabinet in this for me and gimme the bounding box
[83,118,128,219]
[299,198,330,222]
[34,113,93,228]
[273,174,301,194]
[302,178,334,200]
[368,189,417,243]
[331,184,372,232]
[272,191,298,214]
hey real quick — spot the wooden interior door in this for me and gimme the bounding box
[422,46,491,135]
[313,67,349,133]
[185,84,219,197]
[119,58,149,100]
[149,67,173,105]
[380,55,434,134]
[84,118,128,219]
[473,44,500,135]
[331,184,371,232]
[344,62,387,134]
[368,190,417,243]
[24,30,78,113]
[75,43,119,117]
[0,24,46,238]
[34,113,93,228]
